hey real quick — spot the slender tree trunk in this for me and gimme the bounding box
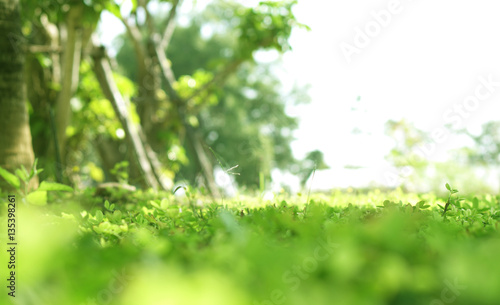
[0,0,38,190]
[152,35,223,197]
[55,4,83,158]
[91,43,172,190]
[185,125,220,197]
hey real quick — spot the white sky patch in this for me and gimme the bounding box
[271,169,300,192]
[280,0,500,190]
[119,0,133,17]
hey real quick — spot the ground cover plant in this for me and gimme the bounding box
[1,182,499,305]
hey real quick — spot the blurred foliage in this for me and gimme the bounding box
[65,62,146,184]
[235,0,309,58]
[71,62,136,141]
[0,160,73,205]
[1,187,500,305]
[385,119,498,194]
[385,119,429,170]
[198,62,307,187]
[115,1,311,188]
[461,121,500,166]
[298,150,329,188]
[20,0,107,25]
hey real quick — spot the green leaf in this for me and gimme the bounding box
[445,183,451,191]
[0,167,20,189]
[417,200,430,209]
[19,165,30,181]
[112,210,123,222]
[149,200,160,209]
[105,2,122,19]
[29,158,37,178]
[383,200,396,207]
[95,210,104,223]
[160,198,169,210]
[29,158,41,179]
[27,190,47,206]
[38,181,74,192]
[131,0,138,10]
[15,168,29,182]
[472,197,479,209]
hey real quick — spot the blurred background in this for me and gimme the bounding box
[94,0,500,194]
[279,0,500,193]
[2,0,499,196]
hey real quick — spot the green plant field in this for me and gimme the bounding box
[1,187,500,305]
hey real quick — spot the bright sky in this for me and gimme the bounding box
[276,0,500,190]
[99,0,500,191]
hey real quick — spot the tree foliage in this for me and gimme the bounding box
[115,1,310,188]
[8,0,313,192]
[462,121,500,166]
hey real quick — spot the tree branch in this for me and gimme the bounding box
[140,0,156,37]
[55,4,84,157]
[118,15,147,77]
[153,40,181,102]
[147,0,182,102]
[160,0,181,50]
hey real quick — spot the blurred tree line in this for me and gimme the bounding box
[385,119,500,193]
[0,0,327,194]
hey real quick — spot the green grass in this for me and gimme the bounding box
[1,187,500,305]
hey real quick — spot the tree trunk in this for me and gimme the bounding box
[185,125,220,197]
[55,4,83,159]
[0,0,37,190]
[25,17,61,180]
[91,42,172,190]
